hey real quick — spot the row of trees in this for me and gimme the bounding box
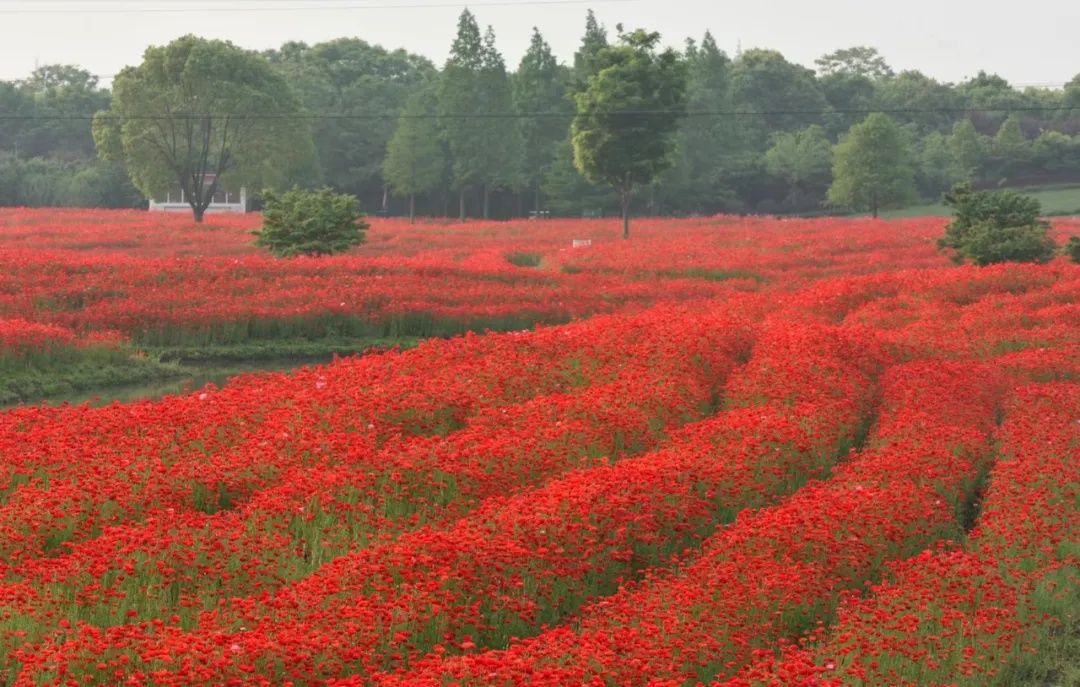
[2,11,1080,216]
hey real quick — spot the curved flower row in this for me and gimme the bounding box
[0,308,757,679]
[718,381,1080,687]
[3,320,878,685]
[0,305,755,572]
[358,360,1007,687]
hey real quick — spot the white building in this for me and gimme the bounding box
[148,173,248,214]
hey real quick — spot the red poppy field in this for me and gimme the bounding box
[0,209,1078,686]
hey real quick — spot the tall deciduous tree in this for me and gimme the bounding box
[265,39,435,209]
[384,87,445,222]
[573,9,609,86]
[729,49,828,147]
[665,32,740,213]
[815,46,893,79]
[438,9,486,220]
[477,25,523,218]
[513,27,571,213]
[949,118,988,181]
[827,112,917,218]
[19,65,109,160]
[572,28,687,238]
[765,124,833,208]
[93,35,313,222]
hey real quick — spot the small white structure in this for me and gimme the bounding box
[148,173,248,214]
[572,239,592,248]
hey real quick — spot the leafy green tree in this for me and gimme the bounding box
[664,32,742,213]
[815,46,893,79]
[959,71,1025,111]
[939,182,1056,265]
[948,118,988,182]
[989,114,1031,177]
[513,28,571,213]
[572,10,609,86]
[827,113,917,217]
[1065,236,1080,263]
[875,70,964,133]
[94,35,313,222]
[255,186,367,256]
[0,82,33,155]
[818,71,877,137]
[917,131,959,197]
[542,137,616,215]
[477,25,523,218]
[384,87,445,222]
[265,39,435,209]
[1065,73,1080,112]
[438,9,487,219]
[16,65,110,160]
[729,49,828,148]
[541,11,615,217]
[571,28,688,238]
[765,124,832,209]
[1033,130,1080,174]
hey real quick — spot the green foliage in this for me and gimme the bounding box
[0,155,140,207]
[438,10,487,216]
[571,28,688,237]
[572,10,609,86]
[384,86,445,221]
[506,252,542,267]
[940,183,1057,265]
[765,125,833,208]
[255,187,368,257]
[874,70,965,133]
[94,35,314,222]
[476,25,525,213]
[729,49,829,148]
[265,39,436,203]
[542,137,617,215]
[948,119,988,182]
[663,32,743,214]
[827,113,917,217]
[1066,236,1080,263]
[814,46,893,79]
[513,28,572,211]
[958,222,1059,266]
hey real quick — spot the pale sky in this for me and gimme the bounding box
[0,0,1078,88]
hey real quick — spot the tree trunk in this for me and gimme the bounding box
[871,189,879,219]
[459,188,466,221]
[381,184,390,214]
[620,189,631,240]
[483,183,490,220]
[192,203,205,224]
[534,182,541,215]
[409,194,416,224]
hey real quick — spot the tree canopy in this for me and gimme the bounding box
[94,35,313,221]
[827,113,917,217]
[571,28,687,238]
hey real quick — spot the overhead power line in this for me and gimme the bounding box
[2,105,1079,122]
[0,0,635,14]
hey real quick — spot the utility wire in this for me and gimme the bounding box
[2,105,1079,121]
[0,0,636,14]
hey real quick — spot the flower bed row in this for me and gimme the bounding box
[720,381,1080,686]
[359,360,1007,687]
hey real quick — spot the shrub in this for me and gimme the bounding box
[939,183,1056,265]
[255,187,368,257]
[1066,236,1080,264]
[506,252,542,267]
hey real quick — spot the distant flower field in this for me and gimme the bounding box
[0,208,1077,685]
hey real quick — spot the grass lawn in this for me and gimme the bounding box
[883,184,1080,219]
